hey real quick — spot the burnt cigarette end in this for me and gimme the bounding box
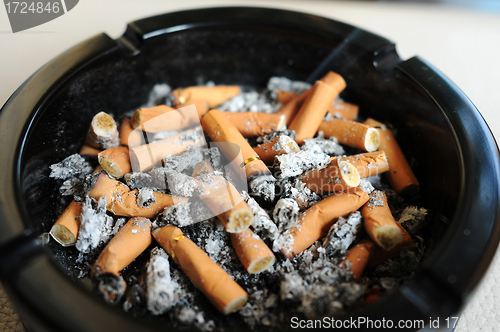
[364,128,380,152]
[247,255,276,274]
[226,209,254,233]
[94,273,127,305]
[50,224,77,246]
[373,226,404,251]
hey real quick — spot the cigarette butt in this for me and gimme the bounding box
[92,217,152,303]
[328,100,359,121]
[129,126,204,172]
[193,161,253,233]
[85,112,119,149]
[89,173,130,205]
[253,135,300,164]
[277,71,346,126]
[299,159,360,194]
[340,239,373,281]
[223,112,286,137]
[289,79,344,144]
[274,90,297,104]
[282,187,369,258]
[98,146,131,179]
[130,104,205,133]
[318,118,380,152]
[172,85,241,108]
[277,89,309,126]
[338,151,389,178]
[362,191,404,251]
[364,118,419,195]
[89,173,187,218]
[201,109,274,179]
[230,228,275,274]
[119,117,143,148]
[79,145,100,157]
[340,229,414,281]
[49,200,83,246]
[153,225,248,314]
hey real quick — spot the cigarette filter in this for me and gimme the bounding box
[288,80,340,144]
[193,161,253,233]
[274,90,297,104]
[85,112,119,149]
[98,146,131,179]
[328,100,359,121]
[49,200,83,246]
[299,158,361,194]
[223,112,286,137]
[119,117,143,148]
[153,225,248,314]
[362,191,404,251]
[230,228,275,274]
[129,126,204,172]
[337,151,389,178]
[201,109,274,180]
[364,118,419,195]
[92,217,152,303]
[277,89,309,126]
[282,187,369,258]
[89,173,186,218]
[318,118,380,152]
[172,85,241,108]
[253,135,300,164]
[131,104,205,133]
[79,145,100,157]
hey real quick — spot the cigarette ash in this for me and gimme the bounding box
[269,135,298,155]
[149,167,197,197]
[397,206,428,236]
[218,90,280,114]
[272,198,299,232]
[256,129,296,144]
[137,188,156,208]
[266,76,311,95]
[276,177,322,211]
[359,178,375,195]
[75,196,114,254]
[156,201,194,228]
[273,150,330,179]
[302,131,345,156]
[124,172,153,190]
[141,83,172,108]
[163,145,206,173]
[322,211,363,261]
[49,153,93,180]
[241,191,279,241]
[248,174,276,204]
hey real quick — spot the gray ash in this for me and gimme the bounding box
[273,150,330,179]
[49,153,92,180]
[302,131,345,156]
[256,130,296,144]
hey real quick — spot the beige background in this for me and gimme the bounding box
[1,1,499,331]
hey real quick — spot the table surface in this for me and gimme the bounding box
[1,1,499,331]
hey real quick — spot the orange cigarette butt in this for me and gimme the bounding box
[172,85,241,108]
[153,225,248,314]
[85,112,119,149]
[119,117,143,148]
[289,80,341,144]
[341,229,414,281]
[299,159,360,194]
[230,229,275,274]
[328,100,359,121]
[364,118,419,195]
[277,89,309,126]
[253,135,299,164]
[49,200,83,246]
[79,145,100,157]
[201,110,274,180]
[318,118,380,152]
[338,151,389,178]
[340,239,373,282]
[89,173,186,218]
[130,104,205,133]
[274,90,297,104]
[98,146,131,179]
[282,188,369,258]
[129,126,204,172]
[362,191,403,251]
[193,161,253,233]
[92,217,152,303]
[223,112,286,137]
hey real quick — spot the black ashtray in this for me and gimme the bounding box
[1,7,499,332]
